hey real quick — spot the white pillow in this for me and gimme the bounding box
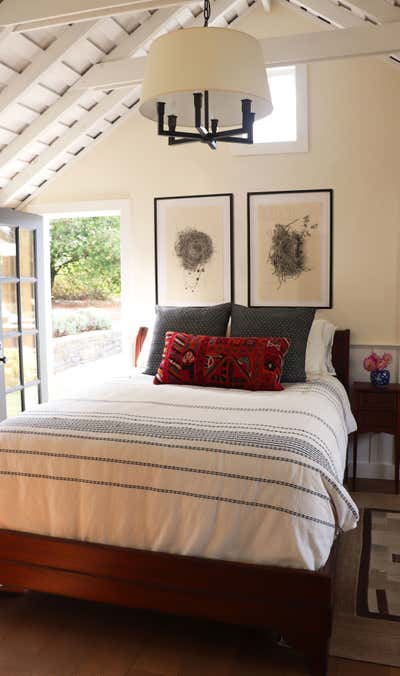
[306,319,336,376]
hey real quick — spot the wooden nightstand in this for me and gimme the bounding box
[352,382,400,493]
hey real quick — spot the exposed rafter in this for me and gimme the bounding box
[0,6,185,175]
[0,90,135,206]
[0,0,191,31]
[0,0,242,206]
[283,0,366,27]
[339,0,400,23]
[281,0,400,64]
[0,22,96,114]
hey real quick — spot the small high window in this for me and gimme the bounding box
[233,64,308,156]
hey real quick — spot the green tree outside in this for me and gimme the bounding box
[50,216,121,300]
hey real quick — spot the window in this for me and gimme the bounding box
[233,64,308,156]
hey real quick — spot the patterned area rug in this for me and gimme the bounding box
[358,507,400,621]
[330,492,400,666]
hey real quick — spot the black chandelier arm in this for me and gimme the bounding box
[169,138,217,149]
[168,137,198,145]
[159,128,209,140]
[156,93,256,148]
[158,127,254,145]
[166,128,252,145]
[214,127,247,138]
[217,136,254,144]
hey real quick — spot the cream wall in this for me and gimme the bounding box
[30,1,400,346]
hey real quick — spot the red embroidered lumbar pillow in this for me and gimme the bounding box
[154,332,290,391]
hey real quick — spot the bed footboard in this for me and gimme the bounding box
[0,528,335,676]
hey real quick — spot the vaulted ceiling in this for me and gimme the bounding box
[0,0,398,210]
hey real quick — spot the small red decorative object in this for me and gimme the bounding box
[154,332,290,391]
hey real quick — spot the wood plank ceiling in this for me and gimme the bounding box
[0,0,398,209]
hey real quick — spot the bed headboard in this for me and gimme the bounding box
[332,329,350,392]
[134,326,351,391]
[135,326,149,367]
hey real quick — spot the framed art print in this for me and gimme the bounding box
[247,189,333,308]
[155,193,233,306]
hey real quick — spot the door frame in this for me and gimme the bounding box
[25,200,134,398]
[0,208,47,416]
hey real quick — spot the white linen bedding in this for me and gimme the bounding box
[0,373,358,571]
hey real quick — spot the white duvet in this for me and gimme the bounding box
[0,373,358,571]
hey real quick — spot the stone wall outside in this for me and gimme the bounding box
[53,329,122,372]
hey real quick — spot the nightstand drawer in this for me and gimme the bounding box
[358,391,396,411]
[357,408,396,431]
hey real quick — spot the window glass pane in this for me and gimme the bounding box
[20,229,36,278]
[6,391,22,417]
[4,336,20,389]
[23,333,38,384]
[0,226,16,278]
[20,282,36,331]
[254,66,297,144]
[24,385,39,411]
[0,282,18,333]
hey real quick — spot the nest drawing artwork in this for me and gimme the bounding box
[175,227,214,292]
[268,214,318,288]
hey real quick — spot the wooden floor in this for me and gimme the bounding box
[0,479,397,676]
[0,590,395,676]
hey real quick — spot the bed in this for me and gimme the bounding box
[0,329,356,676]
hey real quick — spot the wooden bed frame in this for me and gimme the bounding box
[0,329,351,676]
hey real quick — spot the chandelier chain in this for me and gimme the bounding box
[203,0,211,26]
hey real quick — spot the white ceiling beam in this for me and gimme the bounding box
[11,1,192,32]
[0,5,183,172]
[0,0,187,30]
[0,22,96,114]
[0,0,239,206]
[261,20,400,64]
[75,20,400,91]
[260,0,271,12]
[74,57,147,90]
[0,27,12,44]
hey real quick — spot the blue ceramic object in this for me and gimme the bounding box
[370,369,390,386]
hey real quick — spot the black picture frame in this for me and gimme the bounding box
[154,193,234,306]
[247,189,333,308]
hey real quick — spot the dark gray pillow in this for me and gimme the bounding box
[230,305,315,382]
[144,303,231,375]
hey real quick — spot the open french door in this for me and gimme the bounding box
[0,209,47,421]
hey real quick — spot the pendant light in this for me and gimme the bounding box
[139,0,273,149]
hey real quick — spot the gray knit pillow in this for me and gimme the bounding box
[144,303,231,375]
[231,305,315,382]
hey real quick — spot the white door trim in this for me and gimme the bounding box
[0,285,6,420]
[25,199,134,398]
[0,209,45,418]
